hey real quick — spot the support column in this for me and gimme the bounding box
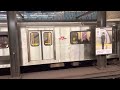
[7,11,21,78]
[97,11,107,69]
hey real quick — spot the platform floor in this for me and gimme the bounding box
[0,65,120,79]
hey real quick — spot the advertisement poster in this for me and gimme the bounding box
[96,27,112,55]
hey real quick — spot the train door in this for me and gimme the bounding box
[70,27,81,61]
[42,31,54,60]
[29,31,42,61]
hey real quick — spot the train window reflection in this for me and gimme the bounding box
[44,32,52,46]
[81,31,91,44]
[0,35,9,48]
[30,32,39,46]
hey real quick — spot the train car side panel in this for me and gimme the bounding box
[59,27,71,62]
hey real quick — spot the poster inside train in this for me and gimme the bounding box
[96,27,112,55]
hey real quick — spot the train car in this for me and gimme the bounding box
[0,22,119,68]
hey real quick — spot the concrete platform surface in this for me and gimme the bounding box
[0,65,120,79]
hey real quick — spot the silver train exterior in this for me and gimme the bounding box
[0,22,118,68]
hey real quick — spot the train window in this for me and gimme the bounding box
[44,32,52,46]
[81,31,91,44]
[30,32,39,46]
[0,35,9,48]
[77,32,81,43]
[70,31,91,44]
[70,32,79,44]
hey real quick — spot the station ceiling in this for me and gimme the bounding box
[1,11,120,22]
[0,11,97,22]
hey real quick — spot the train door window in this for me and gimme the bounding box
[0,35,9,49]
[70,32,79,44]
[81,31,91,44]
[30,32,39,46]
[44,32,52,46]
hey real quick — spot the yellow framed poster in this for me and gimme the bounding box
[96,27,112,55]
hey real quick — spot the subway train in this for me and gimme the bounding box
[0,22,119,68]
